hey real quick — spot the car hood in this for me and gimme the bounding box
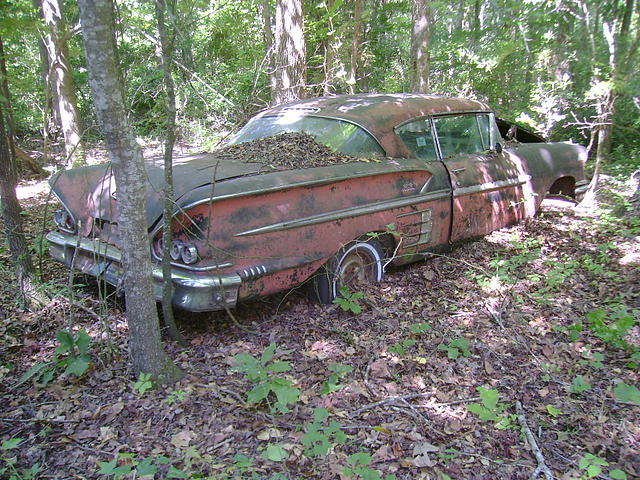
[49,153,264,230]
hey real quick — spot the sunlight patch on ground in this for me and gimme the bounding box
[16,179,50,201]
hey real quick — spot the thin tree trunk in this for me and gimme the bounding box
[349,0,363,94]
[410,0,432,93]
[273,0,306,104]
[156,0,187,346]
[40,0,85,167]
[258,0,276,96]
[77,0,182,383]
[0,37,36,304]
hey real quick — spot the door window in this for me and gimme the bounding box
[395,119,438,160]
[432,115,486,158]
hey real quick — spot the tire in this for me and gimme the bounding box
[309,239,385,304]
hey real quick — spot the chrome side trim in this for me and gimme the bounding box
[234,188,451,237]
[453,174,531,198]
[178,165,435,212]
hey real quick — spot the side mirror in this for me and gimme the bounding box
[494,142,503,154]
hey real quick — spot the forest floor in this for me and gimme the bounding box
[0,158,639,480]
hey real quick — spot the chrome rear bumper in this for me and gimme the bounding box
[46,231,241,312]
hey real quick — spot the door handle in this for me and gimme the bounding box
[451,168,466,174]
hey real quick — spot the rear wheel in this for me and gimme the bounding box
[309,239,385,304]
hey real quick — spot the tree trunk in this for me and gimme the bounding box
[156,0,187,346]
[349,0,363,94]
[77,0,182,383]
[273,0,306,105]
[0,37,36,303]
[258,0,277,96]
[410,0,432,93]
[39,0,85,167]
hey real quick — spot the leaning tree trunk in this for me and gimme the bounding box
[0,37,36,303]
[410,0,432,93]
[39,0,85,167]
[77,0,182,382]
[273,0,306,105]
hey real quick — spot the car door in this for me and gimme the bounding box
[432,113,529,242]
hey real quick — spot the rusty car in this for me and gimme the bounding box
[46,94,588,311]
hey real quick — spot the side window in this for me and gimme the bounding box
[476,114,490,150]
[433,115,485,157]
[395,119,438,160]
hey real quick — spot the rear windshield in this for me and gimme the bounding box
[229,114,385,157]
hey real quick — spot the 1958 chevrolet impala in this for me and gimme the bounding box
[46,94,588,311]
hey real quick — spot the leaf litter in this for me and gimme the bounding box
[0,173,639,479]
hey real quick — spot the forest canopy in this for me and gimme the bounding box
[1,0,638,160]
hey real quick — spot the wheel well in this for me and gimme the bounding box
[548,177,576,198]
[369,231,397,260]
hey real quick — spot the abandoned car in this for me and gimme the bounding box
[47,94,588,311]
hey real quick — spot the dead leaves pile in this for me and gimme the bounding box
[215,132,374,170]
[0,197,639,479]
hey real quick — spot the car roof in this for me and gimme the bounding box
[260,93,492,157]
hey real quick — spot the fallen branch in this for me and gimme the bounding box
[351,392,436,417]
[516,401,554,480]
[413,396,480,408]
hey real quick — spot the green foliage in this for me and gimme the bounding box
[585,309,637,351]
[233,343,300,413]
[577,453,627,480]
[16,329,92,387]
[320,363,353,395]
[334,286,365,314]
[388,339,416,356]
[409,322,431,334]
[467,387,514,429]
[262,444,288,462]
[164,389,189,405]
[570,376,592,394]
[302,408,347,457]
[1,438,41,480]
[613,382,640,405]
[342,452,396,480]
[437,337,471,359]
[97,452,182,480]
[133,372,154,396]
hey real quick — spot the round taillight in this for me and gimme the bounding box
[170,240,184,261]
[181,245,198,264]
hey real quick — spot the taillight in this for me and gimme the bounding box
[152,235,199,265]
[54,209,76,232]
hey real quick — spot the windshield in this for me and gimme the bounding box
[229,113,385,157]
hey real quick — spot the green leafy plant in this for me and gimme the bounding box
[334,286,365,314]
[409,322,431,334]
[586,309,637,350]
[570,376,592,394]
[1,438,41,480]
[133,372,154,396]
[165,389,189,405]
[233,343,299,413]
[302,408,348,457]
[437,337,471,359]
[16,329,92,387]
[577,453,627,479]
[579,350,604,369]
[388,339,416,356]
[320,363,353,394]
[467,387,514,429]
[97,452,186,479]
[262,444,288,462]
[342,452,396,480]
[613,382,640,405]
